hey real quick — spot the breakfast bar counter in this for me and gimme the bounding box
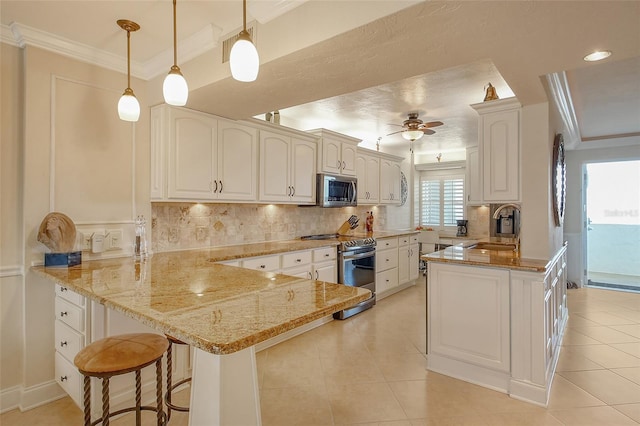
[33,247,370,425]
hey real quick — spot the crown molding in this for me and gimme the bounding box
[248,0,308,24]
[1,21,221,81]
[545,72,581,150]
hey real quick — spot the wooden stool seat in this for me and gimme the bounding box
[75,333,169,376]
[74,333,169,426]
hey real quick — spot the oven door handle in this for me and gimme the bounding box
[342,251,375,260]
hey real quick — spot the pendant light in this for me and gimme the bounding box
[229,0,259,82]
[117,20,141,122]
[163,0,188,105]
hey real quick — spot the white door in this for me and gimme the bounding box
[168,111,217,199]
[366,155,380,203]
[259,131,291,202]
[313,262,337,283]
[290,138,316,204]
[217,121,258,201]
[341,143,357,176]
[320,138,342,175]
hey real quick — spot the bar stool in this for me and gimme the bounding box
[165,335,192,420]
[74,333,169,426]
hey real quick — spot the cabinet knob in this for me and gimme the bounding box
[60,341,68,347]
[296,259,302,263]
[60,287,68,292]
[60,376,68,382]
[60,311,68,317]
[259,265,266,269]
[386,279,390,283]
[324,253,330,257]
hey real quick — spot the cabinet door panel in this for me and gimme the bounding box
[365,156,380,202]
[355,155,367,203]
[482,110,519,201]
[320,138,341,175]
[314,261,337,283]
[291,138,316,203]
[169,113,217,199]
[466,146,482,204]
[260,132,291,201]
[218,122,258,200]
[341,143,357,176]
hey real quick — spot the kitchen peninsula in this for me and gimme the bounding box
[423,242,568,406]
[33,243,370,425]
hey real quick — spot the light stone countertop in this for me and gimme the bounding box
[421,244,550,272]
[33,244,370,355]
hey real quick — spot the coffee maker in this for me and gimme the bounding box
[456,220,468,237]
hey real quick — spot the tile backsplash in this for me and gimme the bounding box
[466,205,491,237]
[151,203,387,252]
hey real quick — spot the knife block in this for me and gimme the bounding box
[337,221,352,235]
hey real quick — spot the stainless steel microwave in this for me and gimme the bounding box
[316,173,357,207]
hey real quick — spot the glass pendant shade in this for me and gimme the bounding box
[402,130,424,141]
[163,66,188,106]
[230,32,260,82]
[118,88,140,122]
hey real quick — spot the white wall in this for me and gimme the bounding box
[565,145,640,286]
[1,43,25,409]
[0,43,151,412]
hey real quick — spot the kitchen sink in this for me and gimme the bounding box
[468,242,517,251]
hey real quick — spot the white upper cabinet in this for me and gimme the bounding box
[259,129,317,204]
[355,151,380,204]
[151,105,258,202]
[466,146,482,204]
[470,98,521,204]
[380,158,402,204]
[308,129,360,176]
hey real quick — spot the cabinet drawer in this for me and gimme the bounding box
[55,285,85,307]
[242,255,280,272]
[376,248,398,272]
[376,268,398,294]
[55,352,83,408]
[55,297,85,332]
[281,250,312,269]
[410,235,419,244]
[399,236,411,246]
[55,320,85,362]
[313,246,336,262]
[377,238,398,250]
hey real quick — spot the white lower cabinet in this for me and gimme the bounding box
[398,235,420,284]
[240,247,337,283]
[376,235,420,298]
[53,285,190,419]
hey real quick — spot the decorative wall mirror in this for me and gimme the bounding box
[552,133,566,226]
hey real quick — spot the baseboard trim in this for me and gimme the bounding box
[0,380,67,414]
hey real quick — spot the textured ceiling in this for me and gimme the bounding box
[2,1,639,157]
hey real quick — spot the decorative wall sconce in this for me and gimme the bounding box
[230,0,260,82]
[117,19,141,122]
[163,0,189,106]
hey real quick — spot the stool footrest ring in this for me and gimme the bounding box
[165,377,192,412]
[89,406,167,426]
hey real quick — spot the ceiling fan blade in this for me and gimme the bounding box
[386,130,404,136]
[423,121,444,128]
[422,129,436,135]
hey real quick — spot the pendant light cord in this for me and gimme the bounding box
[243,0,247,31]
[126,28,131,89]
[172,0,178,66]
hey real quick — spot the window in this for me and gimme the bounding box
[418,173,464,228]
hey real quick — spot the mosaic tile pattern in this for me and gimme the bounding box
[151,203,387,252]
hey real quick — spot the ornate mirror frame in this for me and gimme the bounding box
[552,133,566,227]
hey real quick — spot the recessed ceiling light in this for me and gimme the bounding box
[583,50,612,62]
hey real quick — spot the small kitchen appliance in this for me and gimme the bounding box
[316,173,357,207]
[456,220,468,237]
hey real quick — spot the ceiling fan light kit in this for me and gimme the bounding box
[163,0,189,106]
[117,19,141,122]
[230,0,260,82]
[402,129,425,141]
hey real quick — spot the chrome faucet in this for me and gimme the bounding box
[492,203,521,253]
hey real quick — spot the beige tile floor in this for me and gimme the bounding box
[2,281,640,425]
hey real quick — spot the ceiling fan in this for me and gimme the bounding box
[387,112,444,141]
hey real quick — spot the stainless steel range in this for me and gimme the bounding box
[301,234,376,319]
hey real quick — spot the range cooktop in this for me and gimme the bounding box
[300,233,376,249]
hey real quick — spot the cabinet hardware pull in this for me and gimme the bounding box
[259,265,266,269]
[60,311,68,317]
[291,186,295,196]
[342,161,346,170]
[213,180,218,193]
[219,180,223,193]
[337,160,341,169]
[386,279,390,282]
[60,341,68,347]
[288,186,292,196]
[296,259,302,263]
[315,271,319,279]
[60,287,68,292]
[325,253,330,257]
[308,272,313,279]
[60,376,68,382]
